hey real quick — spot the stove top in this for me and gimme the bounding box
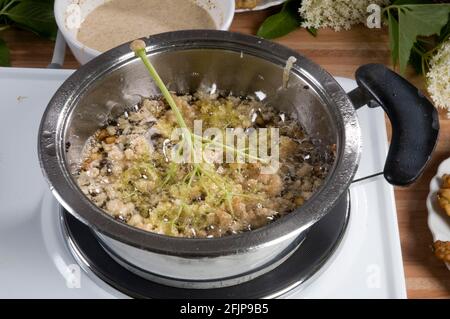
[60,193,350,298]
[0,68,406,298]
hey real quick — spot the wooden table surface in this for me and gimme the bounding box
[1,9,449,298]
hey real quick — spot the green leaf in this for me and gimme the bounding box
[307,27,317,37]
[388,9,399,66]
[0,0,11,10]
[439,14,450,42]
[0,37,10,66]
[257,10,300,39]
[408,44,424,74]
[391,4,450,74]
[4,0,57,39]
[257,0,303,39]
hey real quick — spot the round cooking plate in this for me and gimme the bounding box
[61,193,350,298]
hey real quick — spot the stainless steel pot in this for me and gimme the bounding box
[38,30,438,289]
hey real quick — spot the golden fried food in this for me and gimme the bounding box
[236,0,259,9]
[437,174,450,216]
[441,174,450,188]
[433,174,450,265]
[433,240,450,263]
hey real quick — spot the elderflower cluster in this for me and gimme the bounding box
[426,39,450,117]
[299,0,390,31]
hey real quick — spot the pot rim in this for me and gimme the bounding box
[38,30,361,257]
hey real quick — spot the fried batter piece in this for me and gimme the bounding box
[433,175,450,264]
[433,240,450,263]
[437,174,450,216]
[236,0,259,9]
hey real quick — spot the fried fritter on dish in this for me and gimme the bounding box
[433,240,450,263]
[433,175,450,265]
[236,0,259,9]
[437,174,450,216]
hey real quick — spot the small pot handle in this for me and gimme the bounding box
[348,63,439,186]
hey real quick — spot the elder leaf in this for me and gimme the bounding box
[439,17,450,42]
[0,37,10,66]
[4,0,57,39]
[396,4,450,74]
[257,0,303,39]
[388,9,399,66]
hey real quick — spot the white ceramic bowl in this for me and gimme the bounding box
[54,0,235,64]
[426,157,450,270]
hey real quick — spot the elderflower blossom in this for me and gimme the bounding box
[299,0,390,31]
[426,39,450,117]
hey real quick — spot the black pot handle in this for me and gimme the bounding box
[348,63,439,186]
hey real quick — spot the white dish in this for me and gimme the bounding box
[426,158,450,270]
[54,0,235,64]
[235,0,286,12]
